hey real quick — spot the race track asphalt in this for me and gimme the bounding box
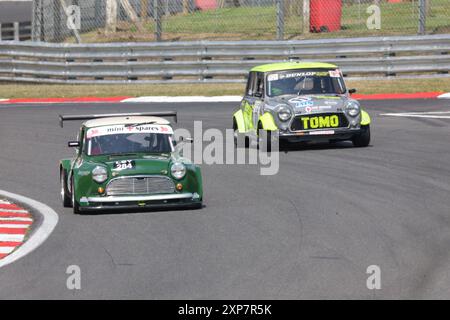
[0,98,449,299]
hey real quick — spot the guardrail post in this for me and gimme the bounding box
[0,24,2,41]
[14,22,20,41]
[128,59,138,81]
[418,0,427,35]
[93,59,104,81]
[276,0,285,40]
[439,52,449,74]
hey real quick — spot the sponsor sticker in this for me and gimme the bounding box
[329,69,341,78]
[310,130,335,135]
[289,97,314,108]
[300,115,340,130]
[304,106,333,113]
[268,70,339,82]
[87,124,173,139]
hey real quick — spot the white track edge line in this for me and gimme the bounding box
[0,190,58,268]
[120,96,243,103]
[438,93,450,99]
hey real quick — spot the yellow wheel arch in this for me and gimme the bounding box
[361,110,371,126]
[258,113,278,131]
[233,109,246,133]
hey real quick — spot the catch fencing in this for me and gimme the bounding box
[30,0,450,43]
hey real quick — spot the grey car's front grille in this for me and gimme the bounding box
[106,176,175,196]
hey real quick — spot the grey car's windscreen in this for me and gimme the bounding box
[266,69,346,97]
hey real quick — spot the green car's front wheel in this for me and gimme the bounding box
[60,169,72,208]
[352,125,371,147]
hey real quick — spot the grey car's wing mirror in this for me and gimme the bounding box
[178,137,193,144]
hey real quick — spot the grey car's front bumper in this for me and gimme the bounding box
[278,127,362,143]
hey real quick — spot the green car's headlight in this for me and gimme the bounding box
[346,101,361,117]
[171,162,186,180]
[92,166,108,183]
[277,105,292,122]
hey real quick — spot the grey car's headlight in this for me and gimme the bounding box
[171,162,186,180]
[92,166,108,183]
[277,105,292,122]
[346,101,360,117]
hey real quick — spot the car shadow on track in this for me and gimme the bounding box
[279,141,372,153]
[76,204,206,216]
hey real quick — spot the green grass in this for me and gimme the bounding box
[75,0,450,42]
[0,78,449,99]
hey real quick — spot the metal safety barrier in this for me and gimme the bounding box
[0,34,449,84]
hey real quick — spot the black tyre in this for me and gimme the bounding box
[233,120,249,148]
[60,169,72,208]
[352,125,371,147]
[71,179,81,215]
[258,123,272,152]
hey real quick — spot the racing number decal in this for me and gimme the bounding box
[301,115,340,130]
[113,160,135,170]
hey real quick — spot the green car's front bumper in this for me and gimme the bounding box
[78,192,202,211]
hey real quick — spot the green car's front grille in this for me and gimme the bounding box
[106,175,175,196]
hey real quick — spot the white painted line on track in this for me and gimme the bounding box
[0,247,15,254]
[0,209,29,213]
[0,224,31,228]
[0,190,58,269]
[0,234,25,242]
[380,111,450,119]
[0,217,33,222]
[438,93,450,99]
[121,96,243,103]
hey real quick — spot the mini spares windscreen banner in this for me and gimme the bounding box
[86,124,174,139]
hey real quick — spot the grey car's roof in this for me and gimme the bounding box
[83,116,171,128]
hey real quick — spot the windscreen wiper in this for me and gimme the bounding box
[124,121,157,128]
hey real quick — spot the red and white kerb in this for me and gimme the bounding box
[0,199,33,260]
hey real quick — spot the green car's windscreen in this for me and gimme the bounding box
[266,69,346,97]
[85,124,173,156]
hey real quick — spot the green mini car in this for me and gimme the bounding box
[59,112,203,214]
[233,62,371,149]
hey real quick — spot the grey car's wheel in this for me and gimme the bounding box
[71,179,81,215]
[352,125,371,147]
[233,121,249,148]
[60,169,72,208]
[257,123,272,152]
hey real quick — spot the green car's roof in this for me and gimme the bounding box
[251,62,337,73]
